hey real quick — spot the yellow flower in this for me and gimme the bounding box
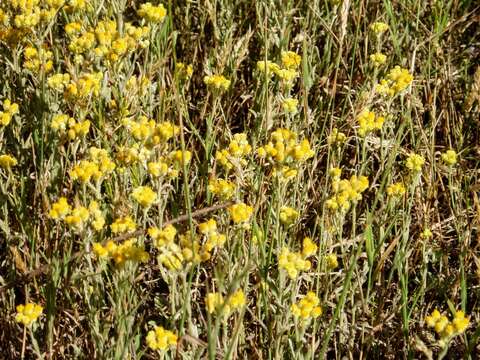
[137,3,167,23]
[0,154,18,168]
[49,197,72,219]
[420,228,433,239]
[97,239,149,267]
[452,311,470,334]
[325,254,338,269]
[146,326,177,351]
[441,149,457,166]
[279,206,299,225]
[228,289,246,311]
[198,218,217,235]
[370,52,387,65]
[302,237,318,258]
[206,292,224,314]
[228,202,253,224]
[370,22,389,34]
[274,68,298,83]
[204,74,231,91]
[291,291,322,320]
[110,216,136,234]
[357,109,384,137]
[15,303,43,326]
[132,186,157,207]
[282,98,299,114]
[386,182,406,197]
[169,150,192,167]
[278,247,311,279]
[0,99,19,126]
[47,73,71,91]
[256,60,280,76]
[89,201,105,231]
[387,66,413,95]
[425,308,470,340]
[148,224,177,248]
[281,51,301,69]
[208,178,236,200]
[64,205,90,230]
[405,153,425,172]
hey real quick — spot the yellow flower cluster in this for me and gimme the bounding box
[51,114,91,140]
[0,99,19,126]
[216,133,252,170]
[198,218,227,251]
[70,147,116,183]
[110,216,136,234]
[441,149,457,166]
[146,326,177,351]
[148,224,177,248]
[291,291,322,320]
[325,253,339,269]
[67,19,149,63]
[281,51,302,69]
[257,128,315,169]
[64,72,103,100]
[47,73,71,91]
[204,74,231,92]
[205,289,246,316]
[386,182,406,197]
[123,117,179,147]
[256,50,301,85]
[208,178,236,200]
[376,66,413,96]
[256,60,280,76]
[149,221,226,270]
[49,197,71,219]
[405,153,425,172]
[228,202,254,224]
[116,144,152,167]
[137,3,167,23]
[23,46,53,73]
[370,52,387,65]
[282,98,299,114]
[357,109,384,137]
[273,166,298,181]
[0,154,18,169]
[278,237,318,279]
[131,186,157,208]
[425,309,470,345]
[326,169,369,211]
[279,206,299,225]
[302,237,318,258]
[370,21,389,34]
[93,239,149,267]
[15,302,43,326]
[49,198,105,231]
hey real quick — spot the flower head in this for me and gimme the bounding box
[132,186,157,207]
[228,202,253,224]
[370,22,389,34]
[15,303,43,326]
[0,154,18,168]
[204,74,231,92]
[441,150,457,166]
[137,3,167,22]
[406,153,425,172]
[146,326,177,351]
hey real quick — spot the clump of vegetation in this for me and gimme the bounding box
[0,0,479,358]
